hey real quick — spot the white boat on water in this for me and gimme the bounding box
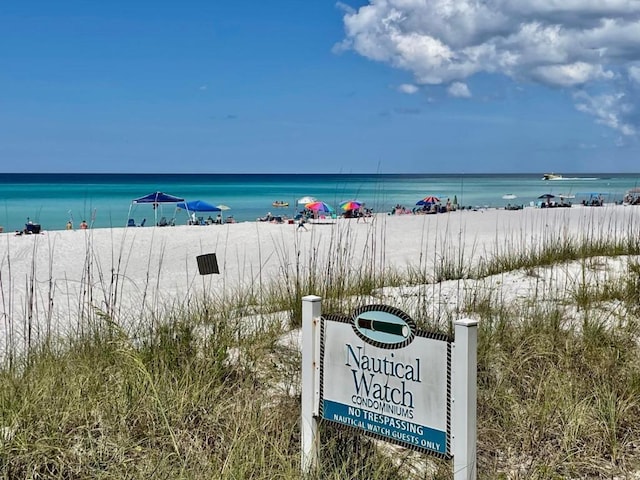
[542,173,563,180]
[542,173,600,181]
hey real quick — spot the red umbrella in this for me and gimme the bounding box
[416,195,441,206]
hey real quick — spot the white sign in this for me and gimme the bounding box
[321,314,449,455]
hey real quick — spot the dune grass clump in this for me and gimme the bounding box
[474,293,640,478]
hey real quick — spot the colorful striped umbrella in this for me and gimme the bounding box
[339,200,363,211]
[304,201,334,213]
[416,195,441,206]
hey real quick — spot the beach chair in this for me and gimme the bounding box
[25,222,41,234]
[127,218,136,227]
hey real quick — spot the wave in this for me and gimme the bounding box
[548,177,599,181]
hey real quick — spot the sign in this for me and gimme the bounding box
[320,305,450,456]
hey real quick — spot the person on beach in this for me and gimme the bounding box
[297,216,308,231]
[66,220,73,230]
[80,220,88,230]
[356,207,367,223]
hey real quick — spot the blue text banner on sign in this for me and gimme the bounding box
[323,400,447,453]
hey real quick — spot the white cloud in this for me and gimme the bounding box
[574,91,636,136]
[629,65,640,83]
[531,62,614,87]
[398,83,419,94]
[339,0,640,136]
[448,82,471,98]
[335,1,355,15]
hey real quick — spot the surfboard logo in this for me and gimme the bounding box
[351,305,416,349]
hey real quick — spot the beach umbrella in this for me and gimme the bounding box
[416,195,440,206]
[297,196,317,205]
[538,193,555,199]
[305,201,334,213]
[215,205,232,223]
[339,200,363,211]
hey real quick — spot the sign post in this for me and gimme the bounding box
[451,319,478,480]
[301,295,321,473]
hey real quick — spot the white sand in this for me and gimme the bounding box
[1,204,639,358]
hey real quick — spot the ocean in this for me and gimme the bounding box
[0,173,638,232]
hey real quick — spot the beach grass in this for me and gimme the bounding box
[2,214,640,478]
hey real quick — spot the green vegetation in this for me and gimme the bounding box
[2,220,640,479]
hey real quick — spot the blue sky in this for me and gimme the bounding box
[2,0,640,173]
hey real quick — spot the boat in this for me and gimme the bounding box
[272,201,289,207]
[542,173,563,180]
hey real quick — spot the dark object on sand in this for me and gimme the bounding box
[196,253,220,275]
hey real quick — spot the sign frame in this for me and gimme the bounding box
[300,296,477,479]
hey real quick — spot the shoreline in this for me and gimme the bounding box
[3,201,631,235]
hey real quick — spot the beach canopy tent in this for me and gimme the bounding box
[176,200,221,212]
[128,191,185,226]
[176,200,221,224]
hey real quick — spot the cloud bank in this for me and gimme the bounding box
[339,0,640,136]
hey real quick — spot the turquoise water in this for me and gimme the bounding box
[0,173,638,232]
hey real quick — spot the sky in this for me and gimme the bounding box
[2,0,640,174]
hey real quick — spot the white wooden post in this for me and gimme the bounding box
[451,318,478,480]
[301,295,322,473]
